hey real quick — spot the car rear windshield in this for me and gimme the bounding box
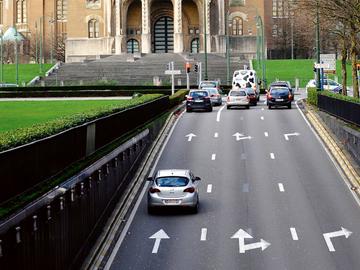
[230,91,246,96]
[207,89,218,95]
[270,88,289,95]
[156,177,189,187]
[190,91,208,98]
[246,88,255,94]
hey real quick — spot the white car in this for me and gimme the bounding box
[226,89,250,109]
[306,79,344,91]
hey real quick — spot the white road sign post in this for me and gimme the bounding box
[165,61,181,95]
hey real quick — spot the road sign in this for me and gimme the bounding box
[314,63,330,69]
[165,70,181,75]
[320,54,336,72]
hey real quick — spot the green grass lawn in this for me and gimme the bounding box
[0,99,131,133]
[253,59,353,88]
[1,63,53,85]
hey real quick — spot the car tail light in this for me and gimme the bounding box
[187,96,193,101]
[247,96,250,100]
[227,96,230,102]
[288,94,292,99]
[211,94,215,97]
[149,187,161,193]
[204,96,210,100]
[184,187,195,193]
[268,94,272,99]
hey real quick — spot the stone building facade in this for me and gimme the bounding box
[0,0,268,63]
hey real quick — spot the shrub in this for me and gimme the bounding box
[0,94,163,152]
[169,90,188,108]
[320,91,360,104]
[307,88,318,106]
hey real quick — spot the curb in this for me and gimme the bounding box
[298,99,360,198]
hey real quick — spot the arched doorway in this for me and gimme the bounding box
[127,39,139,53]
[153,16,174,53]
[191,38,200,53]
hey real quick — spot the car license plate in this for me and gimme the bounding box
[164,199,180,204]
[276,98,284,101]
[195,100,203,103]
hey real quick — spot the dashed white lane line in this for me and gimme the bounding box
[278,183,285,192]
[201,228,207,241]
[270,153,275,159]
[211,154,216,161]
[243,183,249,193]
[264,132,269,137]
[207,184,213,193]
[216,105,226,122]
[290,228,299,241]
[261,108,265,111]
[261,116,265,120]
[214,132,219,138]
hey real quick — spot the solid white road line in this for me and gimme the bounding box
[290,228,299,240]
[201,228,207,241]
[207,184,213,193]
[261,116,265,120]
[270,153,275,159]
[211,154,216,161]
[216,105,226,122]
[278,183,285,192]
[214,132,219,138]
[264,132,269,137]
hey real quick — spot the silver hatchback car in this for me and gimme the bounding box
[147,169,201,214]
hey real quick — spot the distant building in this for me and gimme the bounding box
[0,0,287,63]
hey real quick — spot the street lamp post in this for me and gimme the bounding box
[0,30,3,84]
[226,11,231,85]
[203,0,208,80]
[256,15,266,89]
[315,0,321,91]
[14,28,19,86]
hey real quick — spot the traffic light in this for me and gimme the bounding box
[194,64,198,73]
[185,62,191,73]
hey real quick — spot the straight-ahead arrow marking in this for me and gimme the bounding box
[185,133,197,142]
[323,227,352,252]
[149,229,170,254]
[232,133,245,141]
[284,132,300,141]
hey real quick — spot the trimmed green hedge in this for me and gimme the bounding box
[307,88,318,106]
[169,90,188,108]
[0,94,163,152]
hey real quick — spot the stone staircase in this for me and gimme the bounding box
[43,53,249,86]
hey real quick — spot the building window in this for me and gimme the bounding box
[230,0,245,7]
[88,19,99,38]
[231,17,243,36]
[191,38,200,53]
[272,0,290,18]
[0,0,3,25]
[57,0,67,21]
[16,0,27,24]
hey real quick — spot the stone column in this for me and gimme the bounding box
[205,0,212,52]
[141,0,152,53]
[115,0,123,54]
[173,0,184,53]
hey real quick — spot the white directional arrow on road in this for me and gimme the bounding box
[185,133,197,142]
[231,229,271,254]
[323,227,352,252]
[238,136,252,141]
[232,133,245,141]
[284,132,300,141]
[149,229,170,254]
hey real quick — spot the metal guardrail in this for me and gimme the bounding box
[318,95,360,128]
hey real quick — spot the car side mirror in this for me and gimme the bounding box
[147,176,153,181]
[194,176,201,181]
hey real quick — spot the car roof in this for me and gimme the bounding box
[156,169,191,178]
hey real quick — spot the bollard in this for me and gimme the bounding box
[60,197,64,210]
[33,215,38,231]
[47,205,51,220]
[71,188,75,202]
[98,169,102,181]
[15,227,21,244]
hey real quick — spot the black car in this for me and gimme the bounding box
[267,87,292,109]
[186,90,213,112]
[269,81,294,101]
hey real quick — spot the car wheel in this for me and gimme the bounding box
[186,108,192,113]
[148,206,155,215]
[254,102,258,106]
[288,104,292,109]
[191,201,199,214]
[246,105,250,109]
[268,105,272,110]
[208,107,213,112]
[227,106,231,110]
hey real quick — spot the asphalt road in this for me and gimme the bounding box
[105,95,360,270]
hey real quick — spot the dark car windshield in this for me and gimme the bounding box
[190,91,209,98]
[206,89,218,95]
[201,82,217,88]
[270,88,289,95]
[156,177,189,187]
[230,91,246,97]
